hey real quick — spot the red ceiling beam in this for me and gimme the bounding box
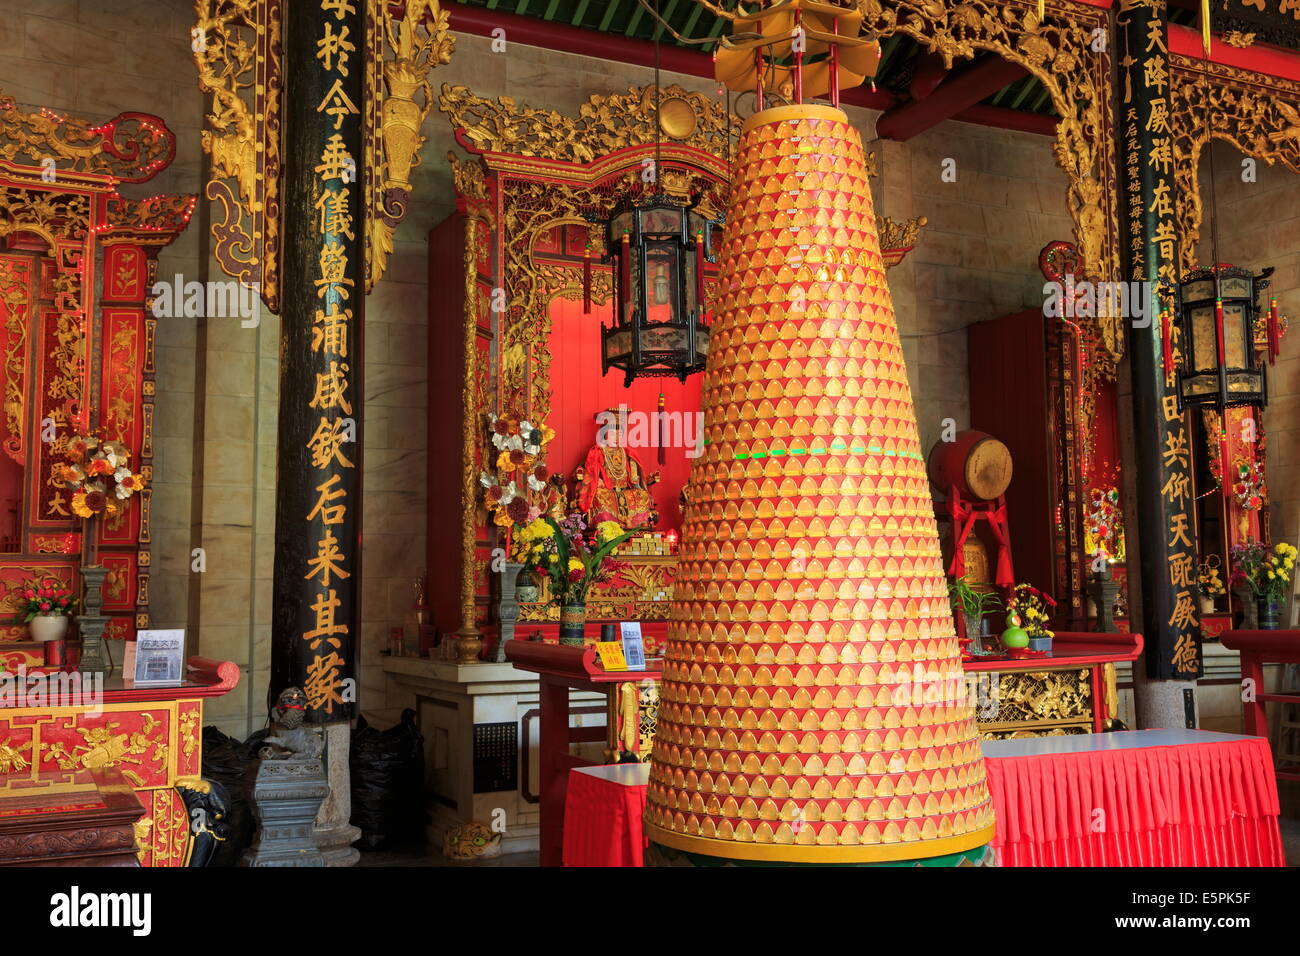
[1167,22,1300,84]
[909,52,949,101]
[875,54,1028,141]
[951,103,1057,136]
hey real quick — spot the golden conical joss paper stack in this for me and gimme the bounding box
[644,105,995,865]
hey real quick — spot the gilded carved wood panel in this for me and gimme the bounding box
[1170,53,1300,275]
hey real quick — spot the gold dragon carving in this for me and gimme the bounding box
[0,90,174,182]
[1170,53,1300,275]
[856,0,1121,370]
[440,82,738,160]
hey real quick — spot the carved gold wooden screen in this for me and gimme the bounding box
[0,93,193,660]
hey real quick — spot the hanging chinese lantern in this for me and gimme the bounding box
[594,194,720,386]
[1174,264,1272,411]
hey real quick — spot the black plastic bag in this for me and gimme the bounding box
[349,709,425,850]
[199,725,260,866]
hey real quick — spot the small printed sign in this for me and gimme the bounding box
[595,641,628,671]
[619,622,646,670]
[131,629,186,687]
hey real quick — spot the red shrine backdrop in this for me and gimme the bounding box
[546,295,702,532]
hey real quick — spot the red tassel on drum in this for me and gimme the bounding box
[583,246,592,315]
[1161,307,1175,378]
[1268,296,1280,364]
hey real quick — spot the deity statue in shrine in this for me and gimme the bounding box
[574,411,660,528]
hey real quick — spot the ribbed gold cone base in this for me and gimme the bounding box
[644,105,994,864]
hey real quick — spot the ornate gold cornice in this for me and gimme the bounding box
[102,194,199,246]
[859,0,1121,370]
[878,214,928,266]
[1170,53,1300,274]
[439,82,740,162]
[0,92,176,184]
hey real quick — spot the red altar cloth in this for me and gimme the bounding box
[561,730,1286,867]
[984,731,1286,867]
[562,764,649,867]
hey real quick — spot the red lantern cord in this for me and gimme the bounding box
[620,233,631,316]
[1160,307,1174,378]
[1268,296,1280,364]
[582,246,592,315]
[1219,420,1231,505]
[1214,295,1226,370]
[694,232,706,314]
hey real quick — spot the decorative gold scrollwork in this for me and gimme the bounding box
[857,0,1121,371]
[365,0,456,290]
[192,0,284,311]
[439,82,739,162]
[1170,54,1300,275]
[0,91,175,183]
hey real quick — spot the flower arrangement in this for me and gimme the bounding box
[1007,582,1056,639]
[514,512,642,604]
[1256,542,1296,603]
[49,435,146,520]
[1229,539,1267,595]
[1197,555,1226,598]
[1232,459,1266,511]
[12,580,77,623]
[479,412,559,529]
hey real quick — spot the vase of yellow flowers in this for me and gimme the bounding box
[514,512,643,646]
[1008,582,1056,651]
[1254,542,1296,630]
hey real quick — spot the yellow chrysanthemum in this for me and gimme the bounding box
[567,557,583,573]
[596,520,624,542]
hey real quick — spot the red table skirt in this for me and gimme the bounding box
[987,736,1286,866]
[563,769,649,867]
[561,736,1286,866]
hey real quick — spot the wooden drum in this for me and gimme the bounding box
[927,430,1013,501]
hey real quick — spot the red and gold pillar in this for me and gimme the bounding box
[645,105,994,865]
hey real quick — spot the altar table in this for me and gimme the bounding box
[560,730,1286,866]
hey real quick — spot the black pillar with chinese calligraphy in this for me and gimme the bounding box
[1116,0,1201,681]
[271,0,363,721]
